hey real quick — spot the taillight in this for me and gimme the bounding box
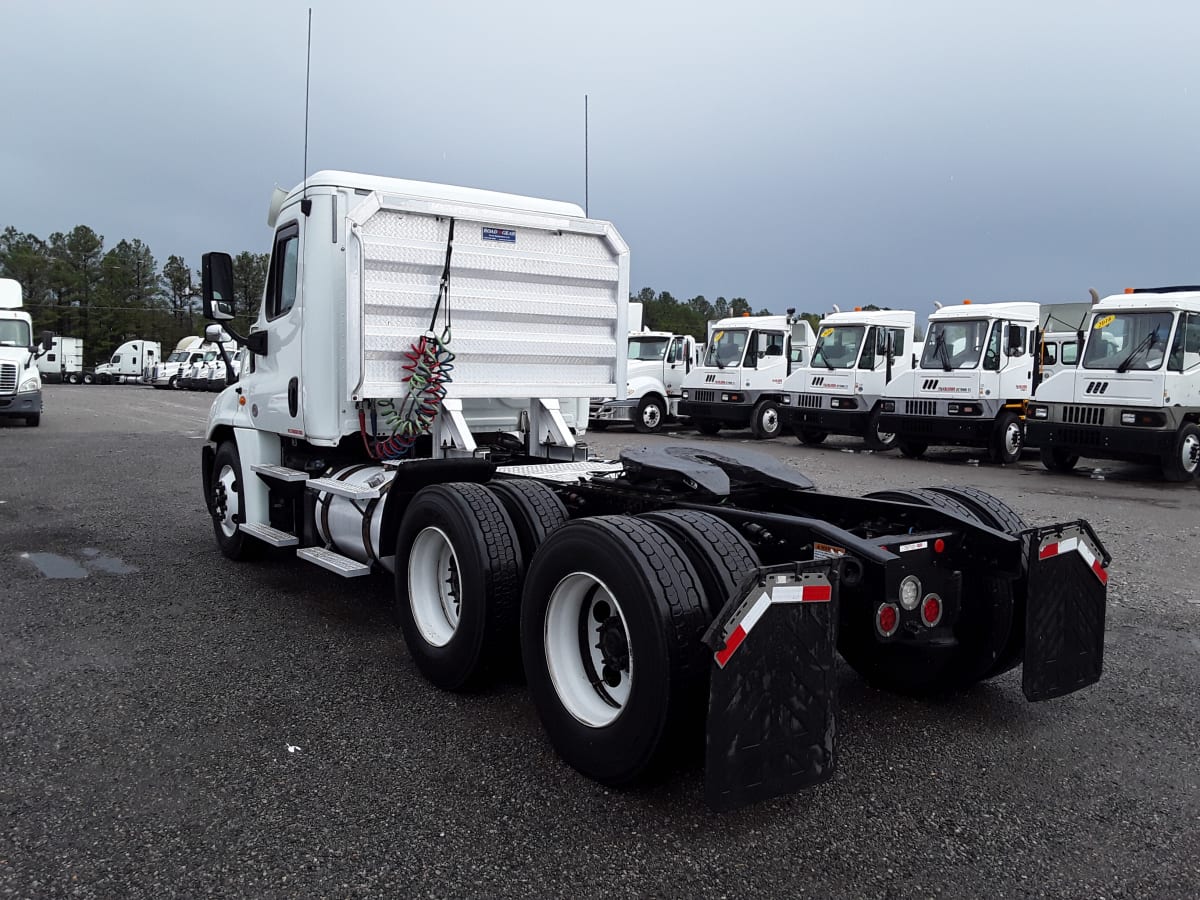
[921,594,943,627]
[876,603,899,637]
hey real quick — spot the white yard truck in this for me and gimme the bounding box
[677,312,816,439]
[780,308,916,450]
[94,339,161,384]
[1027,285,1200,481]
[879,301,1041,463]
[36,335,85,384]
[591,326,700,433]
[198,171,1111,810]
[0,278,52,426]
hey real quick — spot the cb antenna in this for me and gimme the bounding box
[584,94,589,217]
[301,8,313,216]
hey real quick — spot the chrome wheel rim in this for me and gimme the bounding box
[408,527,462,647]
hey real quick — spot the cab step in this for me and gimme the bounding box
[306,477,380,500]
[296,546,371,577]
[251,464,309,483]
[238,522,299,548]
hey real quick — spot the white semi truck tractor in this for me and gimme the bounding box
[1027,285,1200,481]
[677,312,816,439]
[780,307,916,450]
[198,171,1111,810]
[0,278,52,427]
[879,301,1041,463]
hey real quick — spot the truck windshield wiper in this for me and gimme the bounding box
[811,340,834,370]
[932,332,951,371]
[1116,328,1158,373]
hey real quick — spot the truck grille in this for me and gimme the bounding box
[0,363,16,392]
[692,390,717,403]
[795,393,823,409]
[1064,405,1105,426]
[905,399,936,416]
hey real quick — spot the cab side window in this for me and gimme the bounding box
[266,223,300,320]
[1169,312,1200,371]
[889,328,906,357]
[1041,342,1058,366]
[1061,341,1078,365]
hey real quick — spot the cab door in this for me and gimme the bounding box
[663,336,693,396]
[243,220,305,438]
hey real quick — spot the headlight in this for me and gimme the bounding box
[1032,405,1049,419]
[881,400,896,413]
[899,575,922,611]
[681,390,688,400]
[781,394,791,405]
[19,377,40,393]
[1120,411,1135,425]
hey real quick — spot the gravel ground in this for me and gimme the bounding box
[1,386,1198,899]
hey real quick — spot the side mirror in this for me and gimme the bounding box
[205,324,226,344]
[202,252,236,322]
[34,331,54,357]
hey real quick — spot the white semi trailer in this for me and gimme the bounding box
[1028,285,1200,481]
[198,171,1110,810]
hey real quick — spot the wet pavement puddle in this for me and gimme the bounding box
[19,549,138,579]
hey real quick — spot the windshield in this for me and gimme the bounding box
[921,319,992,370]
[167,351,187,362]
[704,329,748,368]
[202,351,218,362]
[811,325,865,370]
[1083,311,1173,371]
[0,319,32,346]
[628,336,670,361]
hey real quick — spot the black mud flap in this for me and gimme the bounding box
[1022,522,1109,701]
[201,443,216,519]
[702,562,838,812]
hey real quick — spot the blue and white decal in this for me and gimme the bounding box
[482,227,516,244]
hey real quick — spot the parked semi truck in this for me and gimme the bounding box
[94,339,161,384]
[879,301,1041,463]
[678,312,816,439]
[591,324,700,433]
[1028,285,1200,481]
[780,307,916,450]
[198,171,1110,810]
[151,336,206,389]
[0,278,52,426]
[35,335,86,384]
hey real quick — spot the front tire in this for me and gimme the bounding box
[634,395,666,434]
[210,441,260,561]
[521,516,709,785]
[394,483,522,690]
[1040,446,1079,473]
[989,411,1023,465]
[864,407,898,451]
[1162,423,1200,482]
[169,374,180,390]
[749,400,783,440]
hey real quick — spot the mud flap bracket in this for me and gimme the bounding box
[702,561,839,811]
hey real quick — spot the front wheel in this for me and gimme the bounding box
[864,407,898,451]
[521,516,709,785]
[989,411,1023,465]
[634,396,666,434]
[1040,446,1079,473]
[210,441,260,561]
[169,374,180,390]
[1162,423,1200,482]
[749,400,782,440]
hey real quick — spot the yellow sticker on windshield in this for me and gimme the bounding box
[713,330,725,342]
[820,328,834,338]
[1094,315,1115,329]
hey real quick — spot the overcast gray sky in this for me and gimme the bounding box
[2,0,1198,314]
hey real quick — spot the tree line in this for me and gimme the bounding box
[633,287,830,338]
[0,225,265,366]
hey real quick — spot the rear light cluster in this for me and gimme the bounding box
[946,402,982,416]
[830,397,858,410]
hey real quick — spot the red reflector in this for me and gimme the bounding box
[876,603,899,637]
[934,539,945,553]
[922,595,943,627]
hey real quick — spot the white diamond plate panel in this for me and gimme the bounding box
[354,207,625,400]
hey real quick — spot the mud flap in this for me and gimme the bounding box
[201,444,216,519]
[702,562,839,811]
[1022,523,1109,701]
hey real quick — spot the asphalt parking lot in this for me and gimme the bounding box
[2,385,1198,898]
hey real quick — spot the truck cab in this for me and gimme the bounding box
[678,313,816,439]
[879,301,1040,463]
[94,339,161,384]
[0,278,50,427]
[591,329,699,433]
[780,308,916,450]
[1027,287,1200,481]
[152,336,207,389]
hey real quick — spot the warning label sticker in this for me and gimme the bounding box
[813,542,847,560]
